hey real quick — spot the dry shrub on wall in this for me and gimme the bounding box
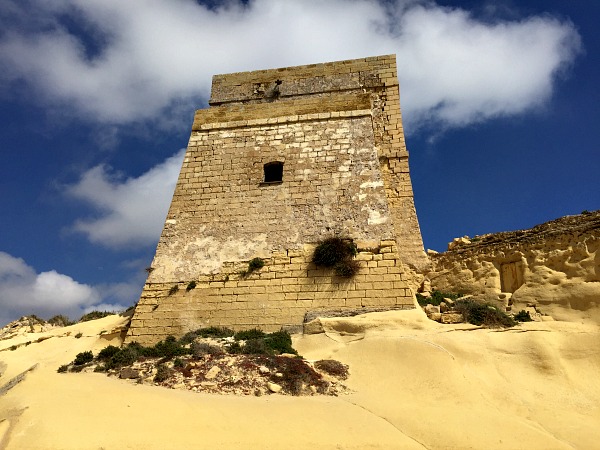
[312,237,359,278]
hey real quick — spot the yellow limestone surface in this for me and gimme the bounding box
[1,310,599,449]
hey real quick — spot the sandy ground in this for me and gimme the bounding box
[1,309,599,450]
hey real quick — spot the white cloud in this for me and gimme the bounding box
[0,0,581,132]
[66,149,185,248]
[0,251,99,325]
[0,252,140,326]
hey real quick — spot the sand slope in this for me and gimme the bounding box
[1,310,599,449]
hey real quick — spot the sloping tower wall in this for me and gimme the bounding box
[127,55,426,344]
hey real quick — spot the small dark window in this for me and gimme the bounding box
[263,161,283,183]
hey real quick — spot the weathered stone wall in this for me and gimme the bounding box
[129,241,413,345]
[126,55,426,344]
[426,211,600,312]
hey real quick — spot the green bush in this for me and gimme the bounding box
[194,326,235,339]
[154,364,173,383]
[227,341,243,354]
[179,331,199,345]
[57,364,69,373]
[28,314,46,324]
[97,345,120,360]
[264,330,296,355]
[79,311,114,322]
[240,338,271,355]
[173,358,185,368]
[74,332,83,339]
[168,285,179,296]
[416,290,462,307]
[147,336,190,359]
[234,329,266,341]
[514,310,533,322]
[106,345,142,369]
[191,341,224,358]
[248,258,265,272]
[48,315,73,327]
[228,330,297,356]
[333,259,361,277]
[454,299,516,328]
[186,281,197,292]
[73,351,93,366]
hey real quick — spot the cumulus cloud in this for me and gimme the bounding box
[0,0,581,132]
[0,252,141,326]
[0,251,97,325]
[66,149,185,248]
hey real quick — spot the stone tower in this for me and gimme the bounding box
[127,55,427,344]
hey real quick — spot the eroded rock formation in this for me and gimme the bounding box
[425,211,600,314]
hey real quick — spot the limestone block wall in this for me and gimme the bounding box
[150,111,395,280]
[128,241,413,345]
[126,55,426,344]
[426,212,600,312]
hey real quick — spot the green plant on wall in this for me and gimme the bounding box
[168,285,179,296]
[312,237,359,278]
[186,281,197,292]
[248,258,265,272]
[241,257,265,277]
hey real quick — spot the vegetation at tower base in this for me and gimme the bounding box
[56,327,349,396]
[416,290,462,307]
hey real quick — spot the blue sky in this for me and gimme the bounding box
[0,0,597,325]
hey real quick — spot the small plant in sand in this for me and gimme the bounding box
[416,290,462,307]
[314,360,349,380]
[97,345,120,360]
[228,329,297,356]
[191,341,224,358]
[73,351,93,366]
[514,310,533,322]
[453,299,516,328]
[154,364,173,383]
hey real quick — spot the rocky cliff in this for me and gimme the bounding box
[425,211,600,317]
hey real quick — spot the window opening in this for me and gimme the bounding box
[263,161,283,183]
